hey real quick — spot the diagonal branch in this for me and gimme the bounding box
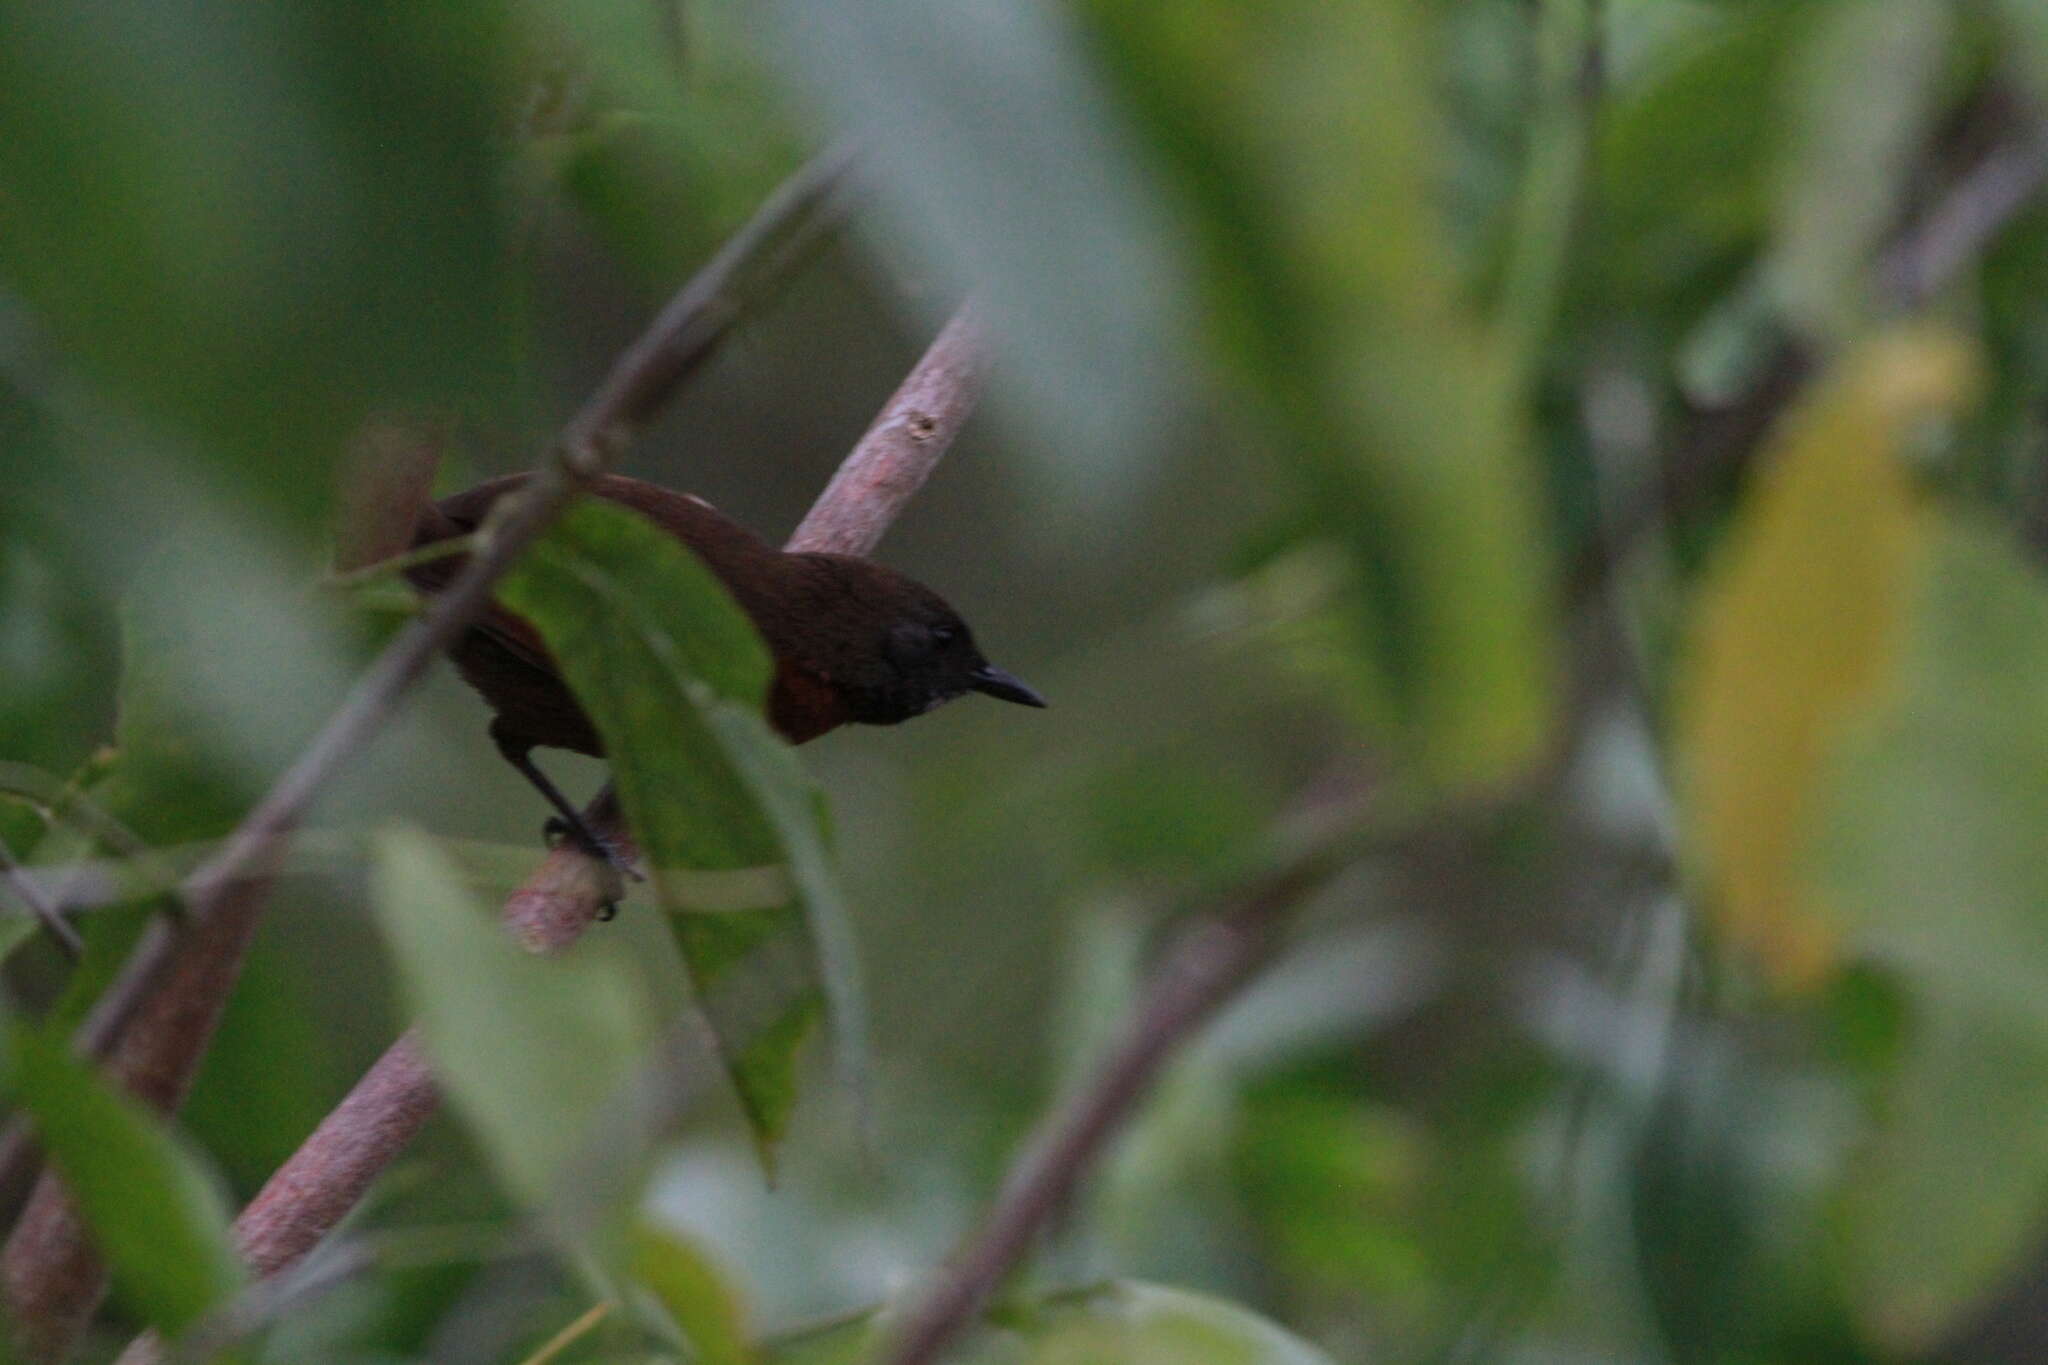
[107,297,990,1365]
[876,104,2048,1365]
[876,845,1348,1365]
[65,144,859,1081]
[3,147,858,1365]
[787,303,986,555]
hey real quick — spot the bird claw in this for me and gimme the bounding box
[541,816,640,874]
[541,815,640,924]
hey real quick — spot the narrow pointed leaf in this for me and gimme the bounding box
[1078,0,1558,789]
[7,1026,245,1337]
[632,1222,756,1365]
[371,826,645,1208]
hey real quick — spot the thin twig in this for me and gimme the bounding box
[1880,123,2048,308]
[9,148,857,1365]
[1569,116,2048,604]
[0,762,172,897]
[321,533,481,593]
[0,834,81,961]
[514,1299,616,1365]
[107,298,990,1365]
[875,851,1344,1365]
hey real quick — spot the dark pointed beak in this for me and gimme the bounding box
[970,665,1047,708]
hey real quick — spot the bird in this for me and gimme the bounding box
[406,471,1045,881]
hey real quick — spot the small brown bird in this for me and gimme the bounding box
[408,472,1045,868]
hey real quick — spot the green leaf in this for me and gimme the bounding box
[7,1024,245,1337]
[1596,7,1810,317]
[1079,0,1558,789]
[498,500,866,1159]
[1631,1029,1802,1365]
[760,1282,1334,1365]
[371,826,646,1209]
[1006,1282,1337,1365]
[1817,521,2048,1348]
[632,1222,756,1365]
[1835,1001,2048,1353]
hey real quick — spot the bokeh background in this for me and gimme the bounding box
[4,0,2048,1361]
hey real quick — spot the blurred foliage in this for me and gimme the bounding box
[0,0,2046,1362]
[6,1025,245,1343]
[767,1282,1336,1365]
[1676,328,1976,986]
[500,501,861,1158]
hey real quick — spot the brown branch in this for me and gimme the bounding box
[1881,120,2048,308]
[60,143,859,1081]
[787,303,987,556]
[107,297,989,1365]
[876,850,1343,1365]
[4,149,857,1365]
[226,1035,438,1281]
[877,108,2048,1365]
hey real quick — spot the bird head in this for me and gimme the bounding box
[773,553,1046,728]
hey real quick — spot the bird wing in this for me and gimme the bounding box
[470,603,563,680]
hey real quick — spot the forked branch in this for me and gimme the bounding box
[108,300,990,1365]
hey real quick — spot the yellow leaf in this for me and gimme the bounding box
[1676,328,1976,987]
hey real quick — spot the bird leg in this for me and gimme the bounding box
[487,720,639,919]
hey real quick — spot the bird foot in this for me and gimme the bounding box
[542,815,641,921]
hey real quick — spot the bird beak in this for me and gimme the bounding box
[970,665,1047,708]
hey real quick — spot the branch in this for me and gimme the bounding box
[1881,121,2048,308]
[66,143,859,1080]
[876,850,1343,1365]
[876,107,2048,1365]
[5,148,857,1365]
[224,1035,438,1281]
[108,297,990,1365]
[1566,114,2048,605]
[787,303,987,555]
[501,296,990,945]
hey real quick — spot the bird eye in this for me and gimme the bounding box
[886,621,936,664]
[932,624,958,646]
